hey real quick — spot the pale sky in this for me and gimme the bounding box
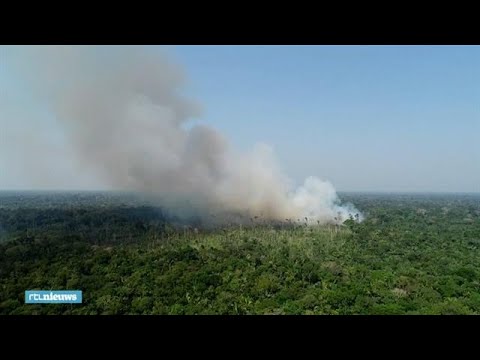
[1,45,479,192]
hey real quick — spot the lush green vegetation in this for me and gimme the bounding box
[1,191,480,314]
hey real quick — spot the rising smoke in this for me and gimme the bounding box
[10,46,362,225]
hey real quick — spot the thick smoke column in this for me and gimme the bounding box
[16,46,362,225]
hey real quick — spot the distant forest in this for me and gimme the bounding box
[1,192,480,314]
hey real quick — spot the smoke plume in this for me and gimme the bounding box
[10,46,362,225]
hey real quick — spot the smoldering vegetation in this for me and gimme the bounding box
[6,46,362,226]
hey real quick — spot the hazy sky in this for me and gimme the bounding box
[1,45,479,192]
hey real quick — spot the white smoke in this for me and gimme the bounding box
[8,45,362,225]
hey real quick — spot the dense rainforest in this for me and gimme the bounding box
[1,191,480,315]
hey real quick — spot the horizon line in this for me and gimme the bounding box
[0,189,479,195]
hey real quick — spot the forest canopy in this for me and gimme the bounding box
[1,192,480,315]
